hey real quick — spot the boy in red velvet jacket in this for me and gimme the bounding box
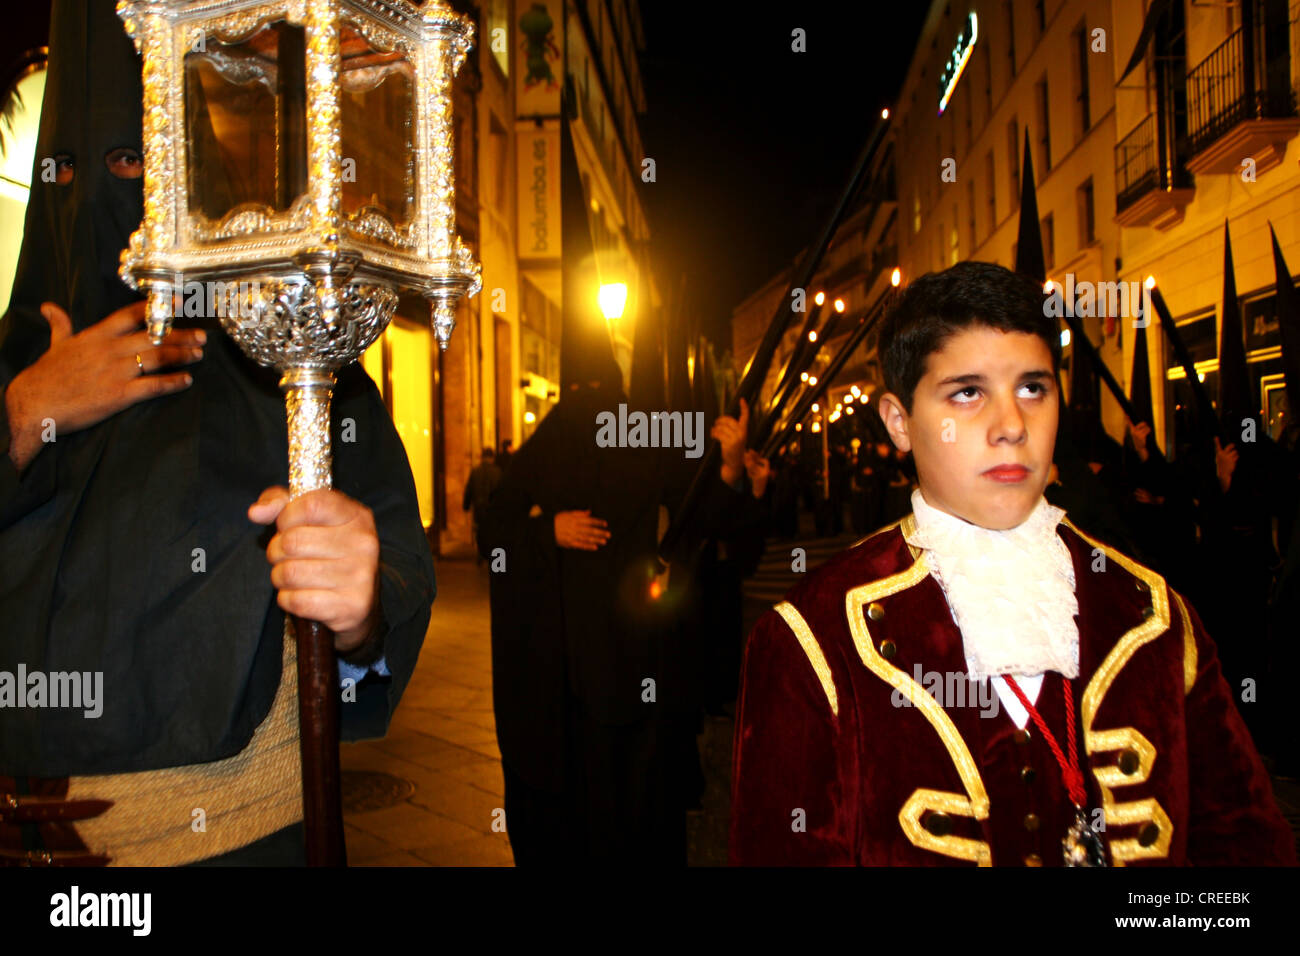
[729,262,1295,866]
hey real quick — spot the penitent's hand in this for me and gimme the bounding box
[248,486,382,654]
[1213,436,1239,493]
[554,509,610,550]
[3,301,205,472]
[1126,417,1153,463]
[711,396,750,487]
[744,448,772,499]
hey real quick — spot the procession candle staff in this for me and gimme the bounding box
[753,276,891,455]
[752,298,839,452]
[659,108,892,561]
[754,161,896,448]
[1048,281,1168,464]
[761,298,830,429]
[761,294,891,459]
[118,0,480,866]
[1146,283,1223,440]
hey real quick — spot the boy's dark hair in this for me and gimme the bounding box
[878,260,1060,412]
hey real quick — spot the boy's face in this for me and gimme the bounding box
[878,325,1057,530]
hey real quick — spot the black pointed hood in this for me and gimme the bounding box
[1219,222,1256,433]
[1130,318,1154,428]
[1268,223,1300,406]
[2,0,143,364]
[559,109,621,394]
[1014,129,1045,284]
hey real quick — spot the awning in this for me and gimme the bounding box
[1119,0,1177,82]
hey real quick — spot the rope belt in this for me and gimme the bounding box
[61,620,304,866]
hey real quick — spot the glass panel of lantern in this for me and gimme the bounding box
[339,21,415,230]
[184,19,308,222]
[182,18,415,235]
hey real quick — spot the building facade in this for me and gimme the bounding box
[733,0,1298,470]
[894,0,1297,455]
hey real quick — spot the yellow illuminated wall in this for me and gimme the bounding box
[359,319,433,528]
[360,333,384,387]
[386,320,434,528]
[0,66,47,316]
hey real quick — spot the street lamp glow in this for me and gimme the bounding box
[845,405,854,414]
[834,298,846,313]
[1145,275,1157,290]
[814,291,826,306]
[811,403,820,413]
[810,421,821,433]
[524,410,536,424]
[795,422,803,432]
[808,375,818,386]
[1060,328,1071,347]
[598,283,628,320]
[800,371,809,382]
[881,108,890,119]
[844,393,853,403]
[808,330,818,342]
[851,385,861,397]
[858,393,868,404]
[890,268,901,287]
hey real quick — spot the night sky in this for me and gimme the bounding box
[638,3,931,349]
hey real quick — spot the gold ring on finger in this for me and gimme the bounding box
[135,352,145,376]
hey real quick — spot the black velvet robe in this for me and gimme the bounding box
[478,384,743,795]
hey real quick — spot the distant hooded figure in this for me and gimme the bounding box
[462,447,502,561]
[477,325,750,864]
[0,0,434,865]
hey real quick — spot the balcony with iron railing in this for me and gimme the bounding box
[1184,25,1298,175]
[1116,115,1159,209]
[1114,112,1194,229]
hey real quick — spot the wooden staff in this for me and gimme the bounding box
[1147,284,1223,439]
[282,366,347,867]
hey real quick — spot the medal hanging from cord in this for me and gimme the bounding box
[1002,675,1107,867]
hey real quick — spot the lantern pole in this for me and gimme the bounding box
[282,365,347,867]
[277,0,347,869]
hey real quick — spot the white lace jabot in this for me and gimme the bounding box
[902,488,1080,684]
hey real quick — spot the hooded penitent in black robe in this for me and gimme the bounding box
[0,1,434,858]
[478,359,744,864]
